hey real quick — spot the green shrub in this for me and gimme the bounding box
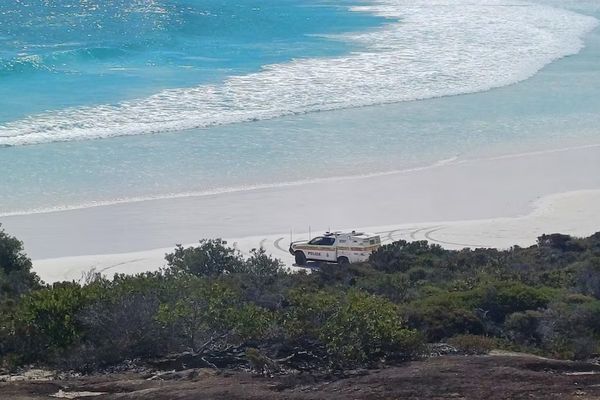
[354,272,410,303]
[563,293,595,304]
[16,282,89,360]
[4,230,600,371]
[406,292,483,341]
[320,290,423,365]
[575,258,600,299]
[242,248,286,276]
[505,310,542,346]
[476,281,556,323]
[165,239,244,276]
[538,233,584,252]
[369,240,445,273]
[156,276,271,351]
[283,289,340,339]
[408,267,428,282]
[75,292,164,368]
[537,300,600,360]
[0,225,41,300]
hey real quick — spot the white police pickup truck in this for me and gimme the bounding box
[289,231,381,266]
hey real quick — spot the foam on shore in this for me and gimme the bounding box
[0,0,596,146]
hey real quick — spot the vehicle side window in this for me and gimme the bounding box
[321,237,335,246]
[309,237,324,245]
[308,237,335,246]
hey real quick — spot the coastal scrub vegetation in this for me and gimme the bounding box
[2,224,600,372]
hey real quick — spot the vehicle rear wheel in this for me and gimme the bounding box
[337,256,349,265]
[295,251,307,266]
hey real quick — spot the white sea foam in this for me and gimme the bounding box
[0,0,597,146]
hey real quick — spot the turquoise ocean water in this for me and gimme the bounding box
[0,0,599,214]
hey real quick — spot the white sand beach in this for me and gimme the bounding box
[2,143,600,283]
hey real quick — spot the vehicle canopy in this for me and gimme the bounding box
[311,231,380,245]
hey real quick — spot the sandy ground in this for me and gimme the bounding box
[1,144,599,283]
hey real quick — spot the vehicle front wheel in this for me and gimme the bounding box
[295,251,307,266]
[337,256,349,265]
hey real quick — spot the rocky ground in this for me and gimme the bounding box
[3,352,600,400]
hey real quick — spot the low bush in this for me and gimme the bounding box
[2,228,600,371]
[505,310,543,346]
[320,290,422,365]
[16,282,89,362]
[156,276,272,352]
[448,335,496,355]
[405,291,483,341]
[165,239,244,276]
[0,225,41,300]
[476,281,556,323]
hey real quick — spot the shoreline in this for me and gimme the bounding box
[1,142,599,219]
[30,189,600,284]
[2,144,596,283]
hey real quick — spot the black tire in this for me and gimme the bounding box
[295,251,307,266]
[337,256,349,265]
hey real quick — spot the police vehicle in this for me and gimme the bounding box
[289,230,381,265]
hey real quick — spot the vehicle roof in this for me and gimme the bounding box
[323,231,378,238]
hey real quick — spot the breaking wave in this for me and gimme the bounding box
[0,0,597,146]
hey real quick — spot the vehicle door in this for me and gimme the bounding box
[320,236,337,262]
[306,237,328,261]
